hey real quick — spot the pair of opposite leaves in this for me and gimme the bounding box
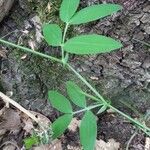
[43,0,123,55]
[48,81,97,150]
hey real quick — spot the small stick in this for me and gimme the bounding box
[0,92,39,123]
[126,131,137,150]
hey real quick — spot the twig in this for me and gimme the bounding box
[126,130,138,150]
[0,92,39,124]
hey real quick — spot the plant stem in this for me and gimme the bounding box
[67,63,107,104]
[62,23,69,60]
[126,131,137,150]
[66,56,150,133]
[73,104,102,115]
[66,62,150,132]
[81,91,101,102]
[1,30,20,39]
[119,100,143,117]
[67,63,150,133]
[133,38,150,47]
[0,39,62,64]
[62,23,69,43]
[0,38,150,135]
[108,104,150,133]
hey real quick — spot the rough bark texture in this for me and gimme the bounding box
[0,0,150,149]
[0,0,14,22]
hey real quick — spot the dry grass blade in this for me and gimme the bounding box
[0,108,21,130]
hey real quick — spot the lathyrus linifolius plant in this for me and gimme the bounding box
[1,0,150,149]
[43,1,122,150]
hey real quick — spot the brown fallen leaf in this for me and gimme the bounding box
[21,110,51,135]
[95,139,120,150]
[0,129,6,136]
[30,111,51,130]
[0,106,6,116]
[0,141,19,150]
[0,129,6,142]
[23,118,34,134]
[68,118,80,132]
[0,108,21,130]
[2,145,16,150]
[67,144,81,150]
[145,137,150,150]
[0,48,7,58]
[33,139,62,150]
[0,107,7,138]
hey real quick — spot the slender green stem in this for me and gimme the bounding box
[80,91,101,102]
[1,30,19,39]
[73,104,102,115]
[133,38,150,47]
[0,38,150,136]
[61,46,65,61]
[67,63,150,134]
[80,91,150,133]
[0,39,62,63]
[62,23,69,43]
[67,63,107,104]
[62,23,69,60]
[108,104,150,133]
[126,131,137,150]
[119,100,143,117]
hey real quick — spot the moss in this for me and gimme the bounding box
[26,0,61,23]
[1,0,82,102]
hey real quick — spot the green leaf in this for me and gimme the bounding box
[69,4,122,24]
[60,0,80,23]
[43,24,62,46]
[97,105,107,114]
[48,91,72,113]
[66,81,86,108]
[24,135,39,150]
[52,114,73,139]
[80,111,97,150]
[64,34,122,55]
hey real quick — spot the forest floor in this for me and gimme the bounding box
[0,0,150,149]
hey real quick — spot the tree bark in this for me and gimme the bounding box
[0,0,14,22]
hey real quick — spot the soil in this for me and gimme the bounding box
[0,0,150,149]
